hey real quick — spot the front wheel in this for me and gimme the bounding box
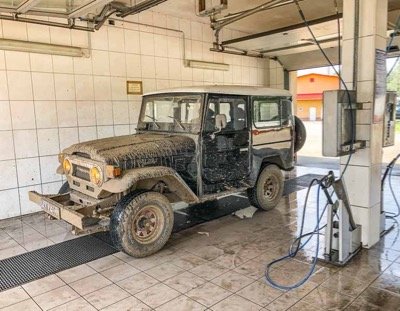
[110,191,174,258]
[247,164,284,211]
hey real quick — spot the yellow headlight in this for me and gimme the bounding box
[90,167,103,185]
[63,158,71,174]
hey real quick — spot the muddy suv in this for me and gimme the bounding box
[29,85,306,257]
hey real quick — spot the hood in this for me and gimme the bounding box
[63,133,196,169]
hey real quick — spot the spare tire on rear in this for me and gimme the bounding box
[294,116,306,153]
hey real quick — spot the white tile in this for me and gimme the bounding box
[92,50,110,76]
[0,189,20,220]
[154,34,168,57]
[77,101,96,126]
[124,30,140,54]
[181,66,192,81]
[19,184,42,215]
[241,67,250,85]
[30,54,53,72]
[27,24,51,43]
[191,21,203,41]
[13,130,38,158]
[59,127,79,150]
[93,76,112,100]
[128,100,142,124]
[109,52,127,77]
[142,78,156,93]
[50,27,71,45]
[91,27,108,50]
[0,160,17,190]
[2,20,27,40]
[0,71,8,100]
[40,155,62,183]
[32,72,55,100]
[156,79,169,90]
[0,101,11,130]
[168,59,182,80]
[204,69,213,83]
[153,12,167,34]
[35,101,58,129]
[108,26,125,52]
[37,128,59,156]
[114,125,129,136]
[73,57,93,75]
[75,75,94,101]
[95,101,113,125]
[5,51,30,71]
[138,10,154,32]
[126,54,141,78]
[167,36,181,59]
[202,23,213,43]
[71,30,89,47]
[97,126,114,138]
[141,56,155,79]
[192,68,203,82]
[16,157,41,187]
[54,74,75,100]
[41,181,62,195]
[52,56,74,74]
[167,15,179,31]
[7,71,33,100]
[113,101,129,124]
[111,77,127,101]
[140,32,155,56]
[79,126,97,142]
[10,101,36,129]
[155,57,169,79]
[0,131,14,161]
[0,51,5,70]
[57,101,78,127]
[179,19,191,38]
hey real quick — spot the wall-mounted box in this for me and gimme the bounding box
[383,92,397,147]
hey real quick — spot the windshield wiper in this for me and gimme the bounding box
[145,115,160,129]
[168,116,186,130]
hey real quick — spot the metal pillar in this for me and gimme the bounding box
[341,0,388,247]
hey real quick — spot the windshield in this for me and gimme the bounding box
[138,94,203,133]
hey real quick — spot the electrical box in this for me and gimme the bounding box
[383,92,397,147]
[323,90,364,157]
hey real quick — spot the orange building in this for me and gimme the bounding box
[296,73,339,120]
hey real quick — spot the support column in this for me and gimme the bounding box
[341,0,388,247]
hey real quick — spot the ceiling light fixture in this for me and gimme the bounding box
[185,59,229,71]
[0,38,89,57]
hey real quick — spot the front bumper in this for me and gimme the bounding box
[29,190,118,233]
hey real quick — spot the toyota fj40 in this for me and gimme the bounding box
[29,85,306,257]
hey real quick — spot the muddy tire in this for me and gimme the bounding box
[58,182,70,194]
[294,116,306,153]
[110,191,174,258]
[247,164,284,211]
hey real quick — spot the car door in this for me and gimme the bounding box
[201,94,250,192]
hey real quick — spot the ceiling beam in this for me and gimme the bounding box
[222,13,342,46]
[68,0,113,18]
[16,0,40,13]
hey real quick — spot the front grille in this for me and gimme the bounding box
[73,164,90,181]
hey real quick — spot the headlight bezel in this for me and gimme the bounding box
[63,158,72,174]
[90,166,103,186]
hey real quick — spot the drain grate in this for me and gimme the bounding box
[0,232,117,292]
[0,173,324,292]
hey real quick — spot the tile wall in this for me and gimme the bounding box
[0,10,283,219]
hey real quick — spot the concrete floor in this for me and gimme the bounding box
[0,166,400,310]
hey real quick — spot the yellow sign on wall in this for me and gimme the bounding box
[127,80,143,95]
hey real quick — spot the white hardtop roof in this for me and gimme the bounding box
[144,85,292,97]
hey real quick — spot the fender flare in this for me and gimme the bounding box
[102,166,199,204]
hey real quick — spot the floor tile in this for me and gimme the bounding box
[301,286,354,310]
[321,273,369,297]
[211,294,261,311]
[57,264,97,284]
[50,297,97,311]
[117,272,159,295]
[101,296,152,311]
[164,271,207,293]
[190,262,229,281]
[187,282,231,307]
[0,286,29,308]
[173,253,208,270]
[156,295,206,311]
[187,245,225,261]
[87,255,124,272]
[211,270,254,292]
[358,286,400,310]
[22,274,65,297]
[371,273,400,295]
[134,283,180,309]
[33,285,79,310]
[146,262,185,281]
[69,273,112,296]
[0,298,41,311]
[236,280,284,307]
[84,284,130,309]
[101,263,140,282]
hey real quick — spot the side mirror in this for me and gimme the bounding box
[215,114,227,131]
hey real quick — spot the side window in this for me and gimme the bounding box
[253,99,280,128]
[281,99,292,126]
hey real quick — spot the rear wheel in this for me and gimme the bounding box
[110,191,174,258]
[294,116,306,153]
[247,164,284,211]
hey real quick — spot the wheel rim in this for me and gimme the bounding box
[263,175,279,201]
[131,205,163,244]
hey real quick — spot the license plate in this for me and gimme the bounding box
[40,199,60,219]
